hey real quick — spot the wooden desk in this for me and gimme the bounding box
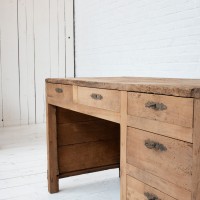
[46,77,200,200]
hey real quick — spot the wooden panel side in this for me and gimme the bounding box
[192,99,200,200]
[57,120,120,146]
[56,107,95,124]
[46,104,59,193]
[120,91,127,200]
[127,164,191,200]
[128,92,193,128]
[127,175,176,200]
[128,115,193,143]
[58,139,120,174]
[127,127,192,191]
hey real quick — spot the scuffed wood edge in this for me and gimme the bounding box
[127,164,191,200]
[46,82,59,194]
[120,91,127,200]
[192,99,200,199]
[45,78,200,98]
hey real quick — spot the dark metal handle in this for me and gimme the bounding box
[55,88,63,93]
[145,139,167,152]
[145,101,167,111]
[90,93,103,100]
[144,192,160,200]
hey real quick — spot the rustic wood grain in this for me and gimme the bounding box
[127,164,191,200]
[127,127,193,191]
[127,115,193,143]
[46,79,200,198]
[56,107,95,124]
[58,139,120,174]
[46,77,200,98]
[47,97,121,123]
[127,175,176,200]
[128,92,193,128]
[57,120,120,146]
[120,91,127,200]
[192,99,200,200]
[77,86,121,112]
[46,83,73,103]
[59,164,120,178]
[46,104,59,193]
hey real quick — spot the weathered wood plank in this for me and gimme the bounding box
[46,104,59,193]
[77,86,121,112]
[34,0,50,123]
[120,91,127,200]
[0,26,3,127]
[127,164,191,200]
[57,120,120,146]
[128,92,193,128]
[127,115,193,143]
[46,77,200,98]
[26,0,36,124]
[1,0,20,126]
[47,97,121,123]
[192,99,200,200]
[58,139,120,174]
[127,175,176,200]
[127,127,193,191]
[65,0,74,77]
[18,0,29,125]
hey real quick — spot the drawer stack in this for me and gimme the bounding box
[126,92,194,200]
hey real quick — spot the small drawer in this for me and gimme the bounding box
[127,127,192,191]
[127,175,176,200]
[77,86,120,112]
[46,83,73,102]
[128,92,193,128]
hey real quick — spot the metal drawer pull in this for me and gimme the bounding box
[55,88,63,93]
[145,139,167,152]
[144,192,160,200]
[145,101,167,111]
[90,93,103,100]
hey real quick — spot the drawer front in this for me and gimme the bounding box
[127,175,176,200]
[127,127,192,190]
[128,93,193,128]
[77,87,120,112]
[46,83,73,102]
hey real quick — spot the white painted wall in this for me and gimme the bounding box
[75,0,200,78]
[0,0,74,127]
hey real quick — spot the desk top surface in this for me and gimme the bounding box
[46,77,200,98]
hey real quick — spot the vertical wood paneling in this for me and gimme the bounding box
[0,28,3,127]
[1,0,20,126]
[0,0,74,127]
[58,0,66,78]
[65,0,74,77]
[49,0,59,78]
[18,0,29,125]
[26,0,36,124]
[34,0,51,123]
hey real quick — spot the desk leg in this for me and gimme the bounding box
[120,91,127,200]
[46,104,59,193]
